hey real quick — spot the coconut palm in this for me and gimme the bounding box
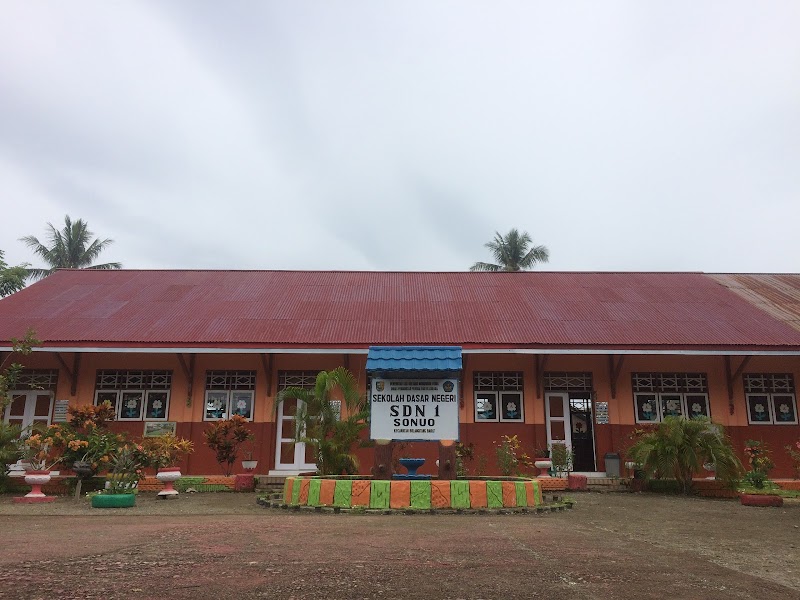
[470,229,549,272]
[627,416,742,495]
[276,367,370,475]
[20,216,121,280]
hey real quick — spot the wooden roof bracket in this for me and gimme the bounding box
[55,352,81,396]
[608,355,625,400]
[725,355,751,415]
[260,353,273,397]
[177,353,196,407]
[535,354,549,399]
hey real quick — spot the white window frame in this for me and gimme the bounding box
[634,392,710,424]
[746,392,797,425]
[144,390,170,421]
[474,391,525,423]
[117,390,146,421]
[498,391,524,422]
[474,391,499,422]
[203,390,255,421]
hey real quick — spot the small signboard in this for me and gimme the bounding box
[53,399,70,423]
[595,401,609,425]
[370,378,459,441]
[143,421,177,437]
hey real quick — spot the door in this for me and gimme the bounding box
[545,392,571,468]
[569,395,596,472]
[272,397,317,474]
[4,391,53,430]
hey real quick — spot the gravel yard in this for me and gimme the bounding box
[0,491,798,599]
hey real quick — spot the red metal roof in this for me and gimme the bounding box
[1,270,800,350]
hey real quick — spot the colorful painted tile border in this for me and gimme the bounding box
[283,477,544,510]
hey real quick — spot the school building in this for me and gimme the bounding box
[1,269,798,477]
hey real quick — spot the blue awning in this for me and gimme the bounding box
[366,346,462,377]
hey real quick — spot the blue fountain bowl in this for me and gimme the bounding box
[398,457,426,470]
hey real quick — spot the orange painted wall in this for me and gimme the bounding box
[9,350,800,476]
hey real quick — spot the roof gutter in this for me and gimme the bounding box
[2,346,800,356]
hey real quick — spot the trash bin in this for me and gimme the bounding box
[604,452,621,478]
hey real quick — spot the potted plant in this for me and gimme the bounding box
[241,441,258,471]
[141,433,194,498]
[15,427,62,502]
[740,439,782,507]
[533,445,552,477]
[549,442,573,478]
[92,445,143,508]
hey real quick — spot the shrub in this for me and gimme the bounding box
[743,439,774,489]
[494,435,532,476]
[204,415,253,476]
[627,417,742,495]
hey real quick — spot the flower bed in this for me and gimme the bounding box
[282,477,545,510]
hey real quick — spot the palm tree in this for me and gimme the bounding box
[20,216,122,280]
[276,367,370,475]
[627,416,742,495]
[470,229,549,272]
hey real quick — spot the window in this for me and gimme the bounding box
[632,372,710,424]
[204,370,256,421]
[744,374,797,425]
[94,370,172,421]
[473,371,523,422]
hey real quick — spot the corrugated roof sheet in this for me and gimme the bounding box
[710,274,800,333]
[366,346,463,373]
[1,270,800,350]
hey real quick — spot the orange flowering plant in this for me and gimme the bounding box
[17,427,62,471]
[51,402,124,477]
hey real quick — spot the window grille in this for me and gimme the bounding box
[205,370,256,390]
[473,372,523,392]
[278,371,318,391]
[632,373,708,393]
[544,372,593,392]
[15,369,59,391]
[744,373,794,394]
[96,370,172,390]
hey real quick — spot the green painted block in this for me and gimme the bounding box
[515,481,527,506]
[370,480,390,509]
[333,479,352,507]
[307,479,321,506]
[410,481,431,509]
[291,478,301,505]
[486,481,503,508]
[531,480,541,506]
[450,480,470,509]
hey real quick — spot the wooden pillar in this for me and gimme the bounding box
[438,441,457,480]
[372,442,394,480]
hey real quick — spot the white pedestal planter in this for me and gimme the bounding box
[156,467,182,498]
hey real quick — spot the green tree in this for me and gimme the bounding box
[470,229,549,272]
[627,416,742,495]
[276,367,370,475]
[0,329,39,414]
[0,250,28,297]
[20,215,122,281]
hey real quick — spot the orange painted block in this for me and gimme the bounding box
[351,480,371,507]
[469,480,487,508]
[319,479,336,505]
[284,478,294,502]
[390,480,411,509]
[538,477,568,491]
[298,479,310,505]
[502,481,517,507]
[430,481,451,509]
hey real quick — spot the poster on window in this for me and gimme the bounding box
[370,378,459,441]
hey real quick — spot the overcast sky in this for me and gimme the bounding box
[1,2,798,274]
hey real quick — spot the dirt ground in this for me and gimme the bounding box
[0,491,798,600]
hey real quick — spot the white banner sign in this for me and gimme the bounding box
[370,378,459,441]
